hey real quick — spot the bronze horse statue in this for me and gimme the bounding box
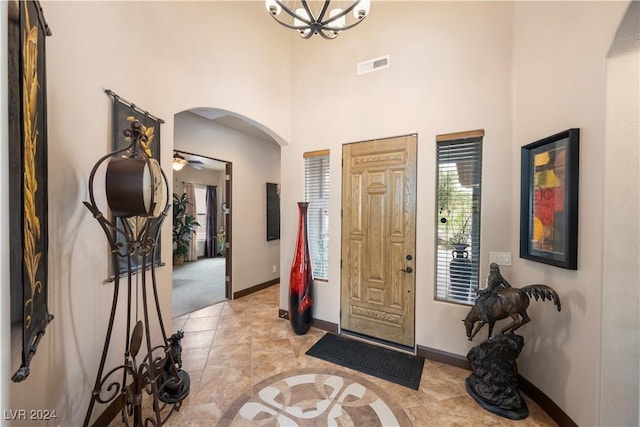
[463,284,561,341]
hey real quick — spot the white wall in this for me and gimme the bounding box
[174,112,281,292]
[282,0,514,358]
[601,2,640,424]
[511,2,629,425]
[279,1,631,425]
[173,166,225,196]
[1,2,290,425]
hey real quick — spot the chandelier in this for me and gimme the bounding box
[265,0,371,39]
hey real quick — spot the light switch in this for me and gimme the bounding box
[489,251,512,266]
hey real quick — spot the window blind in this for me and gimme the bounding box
[304,150,330,280]
[435,135,483,303]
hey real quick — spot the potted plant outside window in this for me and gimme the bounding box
[448,213,472,250]
[173,192,199,265]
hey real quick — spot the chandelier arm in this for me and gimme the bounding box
[269,14,313,31]
[274,0,311,25]
[319,1,359,26]
[276,20,366,37]
[317,29,339,40]
[317,17,365,39]
[301,29,316,40]
[327,19,367,32]
[312,1,331,23]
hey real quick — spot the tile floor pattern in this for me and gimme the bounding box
[160,284,557,426]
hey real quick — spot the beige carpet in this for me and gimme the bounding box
[173,257,226,317]
[218,368,411,426]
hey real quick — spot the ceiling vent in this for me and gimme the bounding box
[357,55,390,76]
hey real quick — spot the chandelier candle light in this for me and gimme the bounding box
[266,0,371,39]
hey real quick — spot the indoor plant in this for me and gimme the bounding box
[172,192,199,265]
[216,225,226,257]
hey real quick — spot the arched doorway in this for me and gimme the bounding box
[172,108,283,318]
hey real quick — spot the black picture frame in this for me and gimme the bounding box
[520,128,579,269]
[266,183,280,241]
[111,97,163,274]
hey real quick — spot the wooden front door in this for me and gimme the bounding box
[341,135,417,347]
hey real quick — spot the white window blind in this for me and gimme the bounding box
[435,131,483,304]
[304,150,330,280]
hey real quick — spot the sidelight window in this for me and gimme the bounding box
[435,130,483,304]
[304,150,330,280]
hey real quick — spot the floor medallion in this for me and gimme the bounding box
[218,368,411,426]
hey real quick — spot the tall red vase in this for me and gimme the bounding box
[289,202,313,335]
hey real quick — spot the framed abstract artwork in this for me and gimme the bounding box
[520,128,580,270]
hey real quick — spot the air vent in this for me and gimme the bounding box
[357,55,390,75]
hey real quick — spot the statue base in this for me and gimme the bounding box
[465,333,529,420]
[158,369,190,404]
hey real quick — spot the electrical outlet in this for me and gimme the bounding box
[489,251,512,266]
[272,265,277,273]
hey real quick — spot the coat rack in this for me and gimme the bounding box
[83,119,189,426]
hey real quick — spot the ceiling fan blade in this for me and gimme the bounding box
[188,161,204,170]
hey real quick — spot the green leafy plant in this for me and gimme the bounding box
[216,225,226,256]
[438,169,473,248]
[448,213,472,248]
[173,193,200,263]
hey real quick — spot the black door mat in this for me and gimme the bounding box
[305,333,425,390]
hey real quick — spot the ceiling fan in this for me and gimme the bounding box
[172,152,204,171]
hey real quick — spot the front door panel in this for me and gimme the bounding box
[341,135,417,347]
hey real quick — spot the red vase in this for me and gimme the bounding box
[289,202,313,335]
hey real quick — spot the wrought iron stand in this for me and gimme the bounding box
[83,120,189,426]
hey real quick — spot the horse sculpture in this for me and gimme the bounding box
[463,284,561,341]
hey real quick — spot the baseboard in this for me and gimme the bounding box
[232,278,279,299]
[518,374,577,427]
[417,344,471,370]
[310,317,339,334]
[277,310,339,334]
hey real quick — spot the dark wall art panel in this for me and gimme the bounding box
[108,91,164,275]
[9,0,53,382]
[266,183,280,241]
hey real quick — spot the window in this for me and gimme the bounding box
[194,186,207,242]
[435,130,483,304]
[304,150,330,280]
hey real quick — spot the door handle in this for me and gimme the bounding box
[400,267,413,273]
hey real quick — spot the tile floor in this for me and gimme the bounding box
[164,284,557,426]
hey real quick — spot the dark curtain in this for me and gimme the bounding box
[205,186,217,257]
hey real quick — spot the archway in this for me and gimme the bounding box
[172,107,283,318]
